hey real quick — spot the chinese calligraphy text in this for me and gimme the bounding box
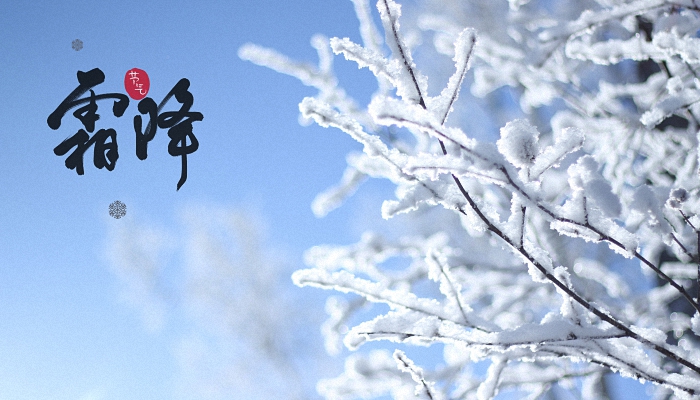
[47,68,203,190]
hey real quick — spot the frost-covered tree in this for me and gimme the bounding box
[241,0,700,398]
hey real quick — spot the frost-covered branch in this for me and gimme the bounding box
[242,0,700,398]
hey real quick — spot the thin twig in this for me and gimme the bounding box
[381,0,426,109]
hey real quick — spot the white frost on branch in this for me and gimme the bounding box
[241,0,700,398]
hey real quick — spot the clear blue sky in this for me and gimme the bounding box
[0,1,388,399]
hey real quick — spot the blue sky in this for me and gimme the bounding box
[0,1,390,399]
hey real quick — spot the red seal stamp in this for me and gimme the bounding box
[124,68,150,100]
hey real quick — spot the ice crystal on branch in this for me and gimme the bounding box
[242,0,700,398]
[497,119,539,170]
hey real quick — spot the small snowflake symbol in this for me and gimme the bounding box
[109,201,127,219]
[72,39,83,51]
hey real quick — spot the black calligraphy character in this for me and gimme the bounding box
[53,128,118,174]
[47,68,129,174]
[134,78,203,190]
